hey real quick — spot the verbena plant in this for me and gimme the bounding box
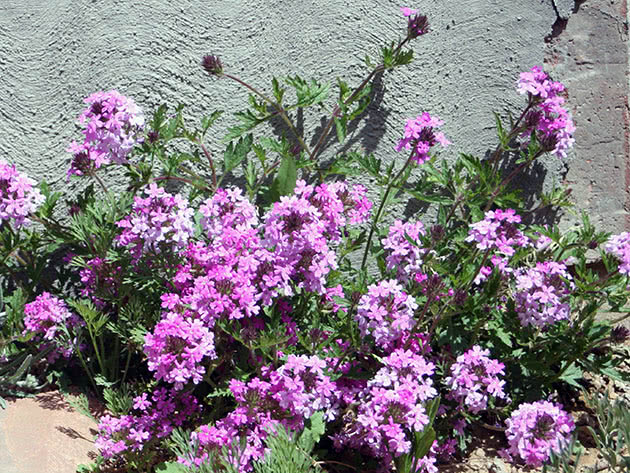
[1,5,629,473]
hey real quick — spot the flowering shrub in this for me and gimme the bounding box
[1,5,628,473]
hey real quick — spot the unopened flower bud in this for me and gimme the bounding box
[524,110,542,128]
[431,224,445,242]
[202,55,223,76]
[147,130,159,144]
[408,14,429,39]
[540,133,559,152]
[611,325,630,344]
[587,240,598,250]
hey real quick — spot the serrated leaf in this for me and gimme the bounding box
[155,462,188,473]
[285,76,330,108]
[334,116,347,144]
[223,134,253,173]
[201,110,223,134]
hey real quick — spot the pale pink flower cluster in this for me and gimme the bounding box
[355,279,418,349]
[0,159,44,228]
[514,261,574,328]
[382,220,426,282]
[116,183,194,260]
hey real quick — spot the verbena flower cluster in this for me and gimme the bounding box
[513,261,574,328]
[517,66,576,159]
[395,112,450,164]
[382,220,426,282]
[333,348,437,466]
[444,345,507,413]
[0,159,44,228]
[22,292,83,361]
[604,232,630,275]
[505,400,575,467]
[96,388,199,458]
[466,208,529,284]
[67,90,144,177]
[355,279,418,349]
[116,183,195,261]
[186,355,336,471]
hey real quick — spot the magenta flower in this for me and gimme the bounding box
[395,112,450,164]
[604,232,630,274]
[517,66,575,159]
[505,400,574,467]
[0,159,44,228]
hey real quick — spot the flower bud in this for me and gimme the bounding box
[611,325,630,344]
[431,224,445,242]
[408,14,429,39]
[202,55,223,76]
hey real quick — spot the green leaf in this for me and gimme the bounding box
[285,76,330,108]
[224,110,269,142]
[201,110,224,135]
[272,77,285,104]
[334,116,347,144]
[300,412,326,449]
[155,462,188,473]
[414,426,436,460]
[558,362,583,388]
[269,154,297,202]
[223,134,253,173]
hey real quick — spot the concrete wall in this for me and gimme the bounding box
[0,0,628,231]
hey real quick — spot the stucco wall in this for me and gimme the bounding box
[0,0,628,230]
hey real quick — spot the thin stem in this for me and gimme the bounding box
[484,154,541,213]
[310,36,412,162]
[90,171,108,194]
[360,151,415,272]
[199,142,217,189]
[223,73,313,159]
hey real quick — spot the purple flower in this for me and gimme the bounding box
[505,400,574,467]
[513,261,573,328]
[22,293,83,362]
[395,112,450,164]
[604,232,630,274]
[517,66,575,159]
[355,279,418,349]
[444,345,507,413]
[0,160,44,228]
[382,220,427,282]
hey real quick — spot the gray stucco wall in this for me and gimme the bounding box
[1,1,628,231]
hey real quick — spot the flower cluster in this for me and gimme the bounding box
[466,209,529,283]
[382,220,426,282]
[517,66,575,159]
[22,292,83,361]
[144,312,217,390]
[400,7,430,39]
[116,183,194,261]
[263,185,337,293]
[395,112,450,164]
[355,279,418,349]
[199,187,258,239]
[67,90,144,177]
[513,261,573,328]
[0,159,44,228]
[505,400,574,467]
[186,355,335,471]
[604,232,630,275]
[333,348,437,465]
[444,345,507,413]
[95,388,199,459]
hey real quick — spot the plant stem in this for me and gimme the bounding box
[360,151,414,272]
[199,141,217,189]
[310,36,412,163]
[223,73,313,159]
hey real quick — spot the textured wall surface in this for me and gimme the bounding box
[0,0,628,230]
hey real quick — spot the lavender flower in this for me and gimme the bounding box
[0,159,44,228]
[395,112,450,164]
[505,400,574,467]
